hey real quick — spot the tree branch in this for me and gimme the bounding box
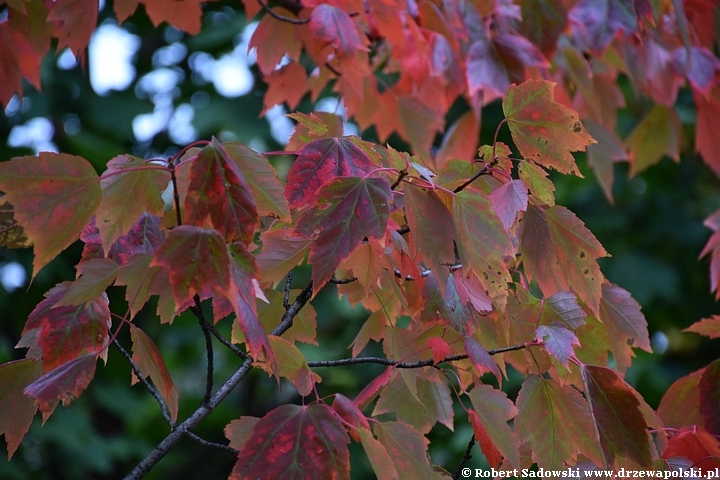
[453,436,476,480]
[204,320,247,359]
[183,430,239,455]
[190,295,214,405]
[307,344,529,369]
[125,281,313,479]
[114,338,174,427]
[257,0,309,24]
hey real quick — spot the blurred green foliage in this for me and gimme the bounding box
[1,2,719,478]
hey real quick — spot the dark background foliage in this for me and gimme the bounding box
[1,2,719,478]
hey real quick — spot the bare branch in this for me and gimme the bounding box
[183,430,239,455]
[190,295,214,405]
[114,338,175,427]
[125,281,314,479]
[257,0,309,24]
[453,436,476,480]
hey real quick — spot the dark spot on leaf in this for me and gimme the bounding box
[580,251,586,259]
[483,272,489,280]
[583,269,589,275]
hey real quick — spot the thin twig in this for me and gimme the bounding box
[257,0,309,24]
[283,271,293,309]
[114,338,174,427]
[330,276,358,284]
[453,437,476,480]
[183,430,239,455]
[125,281,314,479]
[307,344,529,369]
[205,321,247,359]
[190,295,214,405]
[390,170,407,190]
[453,165,491,194]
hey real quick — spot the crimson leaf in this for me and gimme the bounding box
[231,403,350,479]
[295,176,391,291]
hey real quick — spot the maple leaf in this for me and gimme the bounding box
[6,0,52,90]
[96,154,169,252]
[24,354,98,415]
[55,258,119,307]
[151,226,234,310]
[403,183,456,291]
[434,112,481,168]
[540,291,586,329]
[284,136,378,210]
[684,316,720,339]
[657,369,705,429]
[581,365,653,469]
[453,189,515,309]
[357,428,400,480]
[584,119,628,204]
[295,176,391,291]
[0,202,31,248]
[0,153,101,276]
[223,142,290,221]
[115,0,208,34]
[354,366,393,409]
[519,204,607,315]
[256,336,317,396]
[184,138,259,244]
[225,416,260,451]
[464,335,502,384]
[467,384,520,468]
[262,62,308,113]
[518,160,555,206]
[130,325,179,422]
[517,0,568,58]
[81,213,165,267]
[249,7,302,75]
[693,85,720,178]
[23,282,110,372]
[489,179,529,230]
[599,283,651,373]
[536,322,580,367]
[256,228,312,286]
[699,360,720,436]
[625,105,681,176]
[0,359,43,459]
[569,0,637,53]
[374,421,449,479]
[515,375,599,470]
[662,429,720,470]
[0,22,23,107]
[309,4,368,58]
[332,393,370,438]
[48,0,98,56]
[503,80,595,175]
[231,403,350,479]
[468,409,503,468]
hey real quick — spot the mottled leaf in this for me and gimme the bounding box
[599,283,651,373]
[453,189,514,308]
[224,142,290,221]
[0,202,31,248]
[81,213,165,267]
[284,137,377,210]
[503,80,595,175]
[24,354,98,415]
[467,384,520,468]
[519,205,607,315]
[258,336,317,396]
[374,421,447,479]
[515,375,598,470]
[309,4,367,57]
[518,160,555,206]
[256,228,312,286]
[249,7,302,74]
[541,291,586,329]
[231,403,350,479]
[582,365,653,469]
[295,177,391,290]
[357,428,400,480]
[130,325,178,422]
[184,138,259,244]
[23,283,110,372]
[657,369,705,429]
[96,155,169,252]
[0,153,101,276]
[0,359,42,459]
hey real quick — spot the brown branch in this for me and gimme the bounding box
[189,295,214,405]
[125,281,314,479]
[257,0,309,24]
[183,430,239,455]
[453,437,476,480]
